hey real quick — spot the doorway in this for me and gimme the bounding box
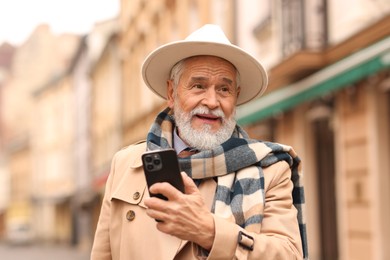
[310,100,339,260]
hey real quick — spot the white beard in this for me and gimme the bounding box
[173,101,236,151]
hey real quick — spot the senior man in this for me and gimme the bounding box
[91,24,308,260]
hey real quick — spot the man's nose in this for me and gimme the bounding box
[201,88,219,109]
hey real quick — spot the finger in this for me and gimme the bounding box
[149,182,182,201]
[144,196,168,210]
[145,207,166,222]
[181,172,198,194]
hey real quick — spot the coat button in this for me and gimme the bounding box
[133,191,140,200]
[126,210,135,221]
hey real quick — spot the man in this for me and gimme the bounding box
[91,24,308,260]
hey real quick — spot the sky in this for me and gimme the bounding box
[0,0,119,46]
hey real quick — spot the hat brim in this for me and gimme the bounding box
[142,41,268,105]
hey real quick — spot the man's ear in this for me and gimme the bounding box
[167,80,174,108]
[236,86,241,101]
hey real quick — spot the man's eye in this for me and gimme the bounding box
[218,86,233,94]
[193,84,204,89]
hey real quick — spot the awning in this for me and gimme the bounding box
[237,36,390,125]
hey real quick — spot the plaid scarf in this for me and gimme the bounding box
[146,108,308,259]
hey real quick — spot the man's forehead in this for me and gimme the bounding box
[188,76,234,85]
[182,56,237,77]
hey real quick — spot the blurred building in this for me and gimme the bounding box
[70,19,119,249]
[0,42,15,238]
[0,0,389,259]
[89,25,121,200]
[31,62,78,243]
[235,1,390,260]
[1,24,80,244]
[0,15,118,248]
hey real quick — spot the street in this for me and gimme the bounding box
[0,242,89,260]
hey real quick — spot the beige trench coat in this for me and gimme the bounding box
[91,142,303,260]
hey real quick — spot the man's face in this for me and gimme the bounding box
[167,56,240,149]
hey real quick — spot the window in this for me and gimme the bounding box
[280,0,305,56]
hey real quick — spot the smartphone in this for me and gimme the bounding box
[141,149,184,201]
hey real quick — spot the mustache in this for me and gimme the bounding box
[189,106,225,118]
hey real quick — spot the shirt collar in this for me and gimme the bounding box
[173,128,189,154]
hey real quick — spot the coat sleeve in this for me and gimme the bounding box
[206,161,303,260]
[90,153,117,260]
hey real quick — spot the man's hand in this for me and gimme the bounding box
[144,172,215,250]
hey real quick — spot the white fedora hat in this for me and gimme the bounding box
[142,24,268,105]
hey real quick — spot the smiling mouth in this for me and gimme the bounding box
[195,114,221,122]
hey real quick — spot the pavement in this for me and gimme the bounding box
[0,242,90,260]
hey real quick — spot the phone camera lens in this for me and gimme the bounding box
[147,165,154,170]
[145,156,152,163]
[153,159,161,165]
